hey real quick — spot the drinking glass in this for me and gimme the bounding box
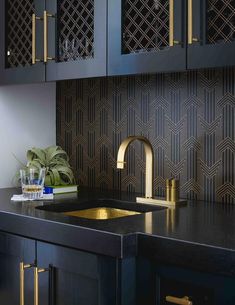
[20,168,46,200]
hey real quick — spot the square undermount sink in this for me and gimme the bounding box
[36,198,166,220]
[63,207,141,220]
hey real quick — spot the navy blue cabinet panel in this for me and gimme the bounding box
[0,0,45,85]
[36,241,117,305]
[45,0,107,81]
[136,258,235,305]
[108,0,186,76]
[187,0,235,69]
[0,232,35,305]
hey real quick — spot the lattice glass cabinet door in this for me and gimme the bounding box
[187,0,235,68]
[0,0,45,85]
[45,0,107,81]
[108,0,186,76]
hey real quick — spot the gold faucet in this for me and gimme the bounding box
[117,136,186,207]
[117,136,154,199]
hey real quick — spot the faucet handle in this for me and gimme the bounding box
[166,179,172,201]
[171,179,179,202]
[117,161,126,169]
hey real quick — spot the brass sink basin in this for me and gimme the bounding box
[64,207,140,220]
[36,198,166,221]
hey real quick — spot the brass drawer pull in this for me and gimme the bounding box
[20,262,34,305]
[166,295,193,305]
[34,266,49,305]
[32,14,43,64]
[169,0,180,46]
[187,0,199,44]
[43,11,55,63]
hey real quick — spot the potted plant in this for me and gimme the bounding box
[23,146,75,186]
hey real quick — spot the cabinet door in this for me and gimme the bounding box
[187,0,235,69]
[137,258,235,305]
[45,0,107,81]
[0,0,45,85]
[36,241,117,305]
[108,0,186,76]
[0,232,35,305]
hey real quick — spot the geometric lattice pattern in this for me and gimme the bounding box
[207,0,235,44]
[122,0,169,54]
[57,68,235,204]
[6,0,35,68]
[57,0,94,62]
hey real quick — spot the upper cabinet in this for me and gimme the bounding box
[0,0,45,84]
[1,0,235,85]
[45,0,107,81]
[108,0,186,75]
[187,0,235,69]
[0,0,107,85]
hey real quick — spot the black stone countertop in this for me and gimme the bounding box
[0,187,235,276]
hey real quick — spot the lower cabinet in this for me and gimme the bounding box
[2,231,235,305]
[0,232,35,305]
[0,232,117,305]
[137,257,235,305]
[36,241,117,305]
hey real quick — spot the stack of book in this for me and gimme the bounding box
[49,185,78,194]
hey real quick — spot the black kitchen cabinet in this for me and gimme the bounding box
[0,0,106,85]
[36,241,117,305]
[108,0,186,76]
[0,232,35,305]
[136,257,235,305]
[1,0,235,85]
[0,0,45,85]
[187,0,235,69]
[45,0,107,81]
[0,231,117,305]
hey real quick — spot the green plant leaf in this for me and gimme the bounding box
[27,159,43,170]
[49,168,61,185]
[45,146,69,163]
[45,174,52,186]
[50,159,70,168]
[56,166,75,184]
[27,148,46,166]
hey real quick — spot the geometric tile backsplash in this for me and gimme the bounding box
[57,68,235,203]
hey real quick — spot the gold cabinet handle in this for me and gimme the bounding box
[169,0,180,46]
[32,14,43,64]
[34,266,49,305]
[187,0,199,44]
[43,11,55,63]
[20,262,34,305]
[166,295,193,305]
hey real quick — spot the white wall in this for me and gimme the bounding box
[0,82,56,188]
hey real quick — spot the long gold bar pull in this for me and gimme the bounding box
[43,11,55,63]
[169,0,180,47]
[32,14,36,65]
[20,262,34,305]
[32,14,43,64]
[166,295,193,305]
[188,0,199,44]
[169,0,174,46]
[34,266,49,305]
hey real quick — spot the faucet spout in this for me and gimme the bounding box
[116,136,153,199]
